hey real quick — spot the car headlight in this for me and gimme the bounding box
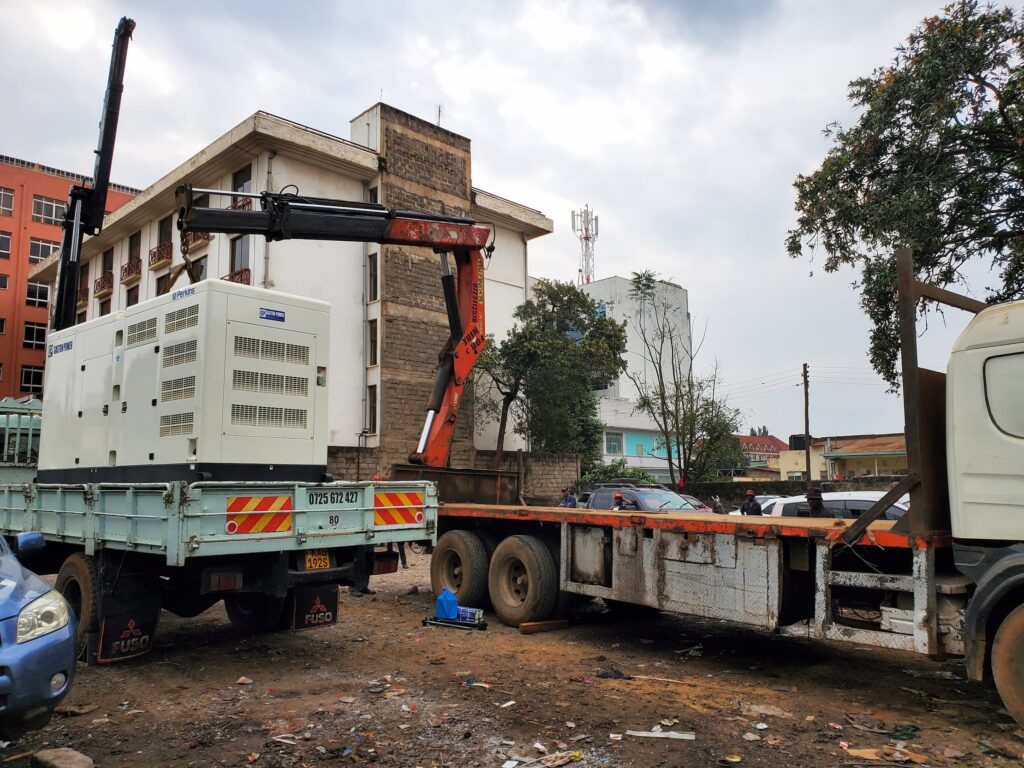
[17,591,70,644]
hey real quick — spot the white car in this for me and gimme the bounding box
[730,491,909,520]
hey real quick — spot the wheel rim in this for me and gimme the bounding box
[440,550,463,591]
[498,557,529,607]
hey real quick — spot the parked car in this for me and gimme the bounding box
[0,532,76,738]
[729,491,908,520]
[587,484,702,513]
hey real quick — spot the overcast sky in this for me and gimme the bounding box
[2,0,1008,439]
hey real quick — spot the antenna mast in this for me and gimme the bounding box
[571,204,598,284]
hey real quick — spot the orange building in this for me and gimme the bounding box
[0,155,136,398]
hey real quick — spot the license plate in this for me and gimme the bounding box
[304,549,331,570]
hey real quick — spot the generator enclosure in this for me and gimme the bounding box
[38,280,330,483]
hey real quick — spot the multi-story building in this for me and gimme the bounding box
[0,156,135,398]
[32,105,552,478]
[580,275,691,482]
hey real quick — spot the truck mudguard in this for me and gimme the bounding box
[961,542,1024,681]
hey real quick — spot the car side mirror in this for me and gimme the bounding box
[15,531,45,555]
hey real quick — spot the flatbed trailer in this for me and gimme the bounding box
[0,479,437,663]
[431,505,964,658]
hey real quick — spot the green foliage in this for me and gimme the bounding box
[476,280,627,473]
[578,459,656,490]
[787,1,1024,387]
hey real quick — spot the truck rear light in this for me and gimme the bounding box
[373,551,399,575]
[206,572,243,592]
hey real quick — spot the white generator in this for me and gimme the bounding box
[38,280,330,483]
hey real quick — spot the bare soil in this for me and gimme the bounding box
[4,552,1018,767]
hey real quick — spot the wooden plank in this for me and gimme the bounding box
[519,619,569,635]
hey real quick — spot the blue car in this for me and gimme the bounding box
[0,532,76,737]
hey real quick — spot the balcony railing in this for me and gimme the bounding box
[93,271,114,298]
[229,197,252,211]
[184,230,211,249]
[221,267,251,286]
[148,241,173,269]
[120,257,142,284]
[76,287,89,306]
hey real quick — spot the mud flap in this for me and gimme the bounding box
[289,584,339,630]
[94,576,162,664]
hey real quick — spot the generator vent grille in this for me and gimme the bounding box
[165,305,199,334]
[229,405,308,429]
[285,376,309,397]
[159,412,194,437]
[231,371,309,397]
[163,340,198,368]
[126,317,157,346]
[230,404,257,426]
[233,336,310,367]
[161,376,196,402]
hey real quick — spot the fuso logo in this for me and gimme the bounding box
[111,618,150,655]
[304,596,334,626]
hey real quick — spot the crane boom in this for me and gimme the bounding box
[176,185,491,468]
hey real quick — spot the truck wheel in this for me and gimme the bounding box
[224,594,287,632]
[992,603,1024,726]
[430,530,489,608]
[55,553,100,656]
[488,535,557,626]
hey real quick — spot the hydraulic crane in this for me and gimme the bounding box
[51,17,135,332]
[175,185,493,468]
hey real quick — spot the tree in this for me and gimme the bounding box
[475,280,627,471]
[786,1,1024,387]
[577,459,656,490]
[628,271,743,484]
[750,427,757,436]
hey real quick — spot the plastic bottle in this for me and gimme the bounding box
[435,588,458,620]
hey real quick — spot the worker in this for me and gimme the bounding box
[804,486,826,517]
[611,491,633,511]
[559,487,578,508]
[350,545,377,597]
[386,541,408,569]
[740,489,763,515]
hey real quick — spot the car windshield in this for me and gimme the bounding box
[634,489,697,510]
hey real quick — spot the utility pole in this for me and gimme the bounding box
[803,363,811,482]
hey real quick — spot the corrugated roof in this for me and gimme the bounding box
[824,435,906,457]
[737,434,788,452]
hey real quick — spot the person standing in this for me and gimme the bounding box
[350,545,377,597]
[740,489,763,516]
[804,486,826,518]
[559,487,578,508]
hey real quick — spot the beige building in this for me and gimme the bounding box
[778,433,907,481]
[32,105,553,477]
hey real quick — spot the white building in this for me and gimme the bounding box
[33,106,552,474]
[580,275,691,482]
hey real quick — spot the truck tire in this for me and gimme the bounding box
[992,603,1024,726]
[431,530,489,609]
[54,553,100,656]
[224,593,287,632]
[488,535,558,626]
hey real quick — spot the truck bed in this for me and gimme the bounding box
[439,504,951,549]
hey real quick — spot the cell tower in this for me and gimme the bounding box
[571,205,598,284]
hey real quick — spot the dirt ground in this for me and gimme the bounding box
[4,551,1020,767]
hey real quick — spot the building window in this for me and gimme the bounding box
[636,442,645,458]
[76,310,86,326]
[230,236,250,273]
[0,231,10,259]
[26,281,49,307]
[0,363,3,381]
[23,322,46,349]
[0,188,13,217]
[28,237,60,264]
[367,186,378,205]
[155,274,171,296]
[367,253,378,302]
[125,285,139,307]
[367,384,378,434]
[190,255,208,282]
[99,299,111,317]
[0,318,5,333]
[368,319,378,366]
[20,366,44,395]
[102,247,114,275]
[129,233,141,263]
[0,275,7,290]
[31,195,65,225]
[232,165,252,209]
[605,431,624,455]
[158,215,173,246]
